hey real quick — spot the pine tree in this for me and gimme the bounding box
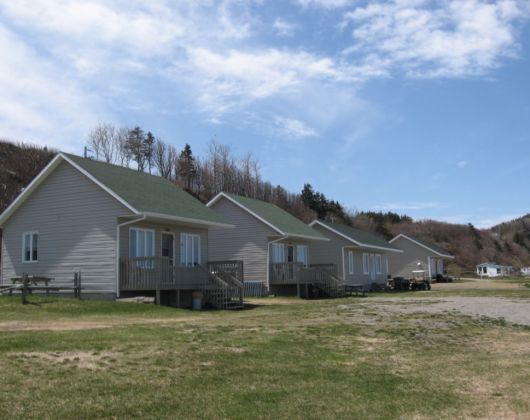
[177,143,197,190]
[126,126,146,172]
[143,131,155,174]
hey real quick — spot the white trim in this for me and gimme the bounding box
[61,154,139,214]
[0,154,63,226]
[161,231,176,265]
[22,231,39,263]
[208,193,328,241]
[309,220,402,252]
[142,211,234,229]
[389,234,454,259]
[348,250,354,275]
[362,253,370,275]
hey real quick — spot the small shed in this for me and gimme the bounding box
[476,263,512,278]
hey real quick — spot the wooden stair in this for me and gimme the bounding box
[314,271,346,298]
[202,261,244,310]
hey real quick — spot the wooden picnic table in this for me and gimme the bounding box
[7,273,83,304]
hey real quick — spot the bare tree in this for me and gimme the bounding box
[153,138,177,179]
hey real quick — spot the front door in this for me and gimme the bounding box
[161,233,174,266]
[370,254,376,281]
[286,245,295,263]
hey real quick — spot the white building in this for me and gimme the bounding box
[476,263,512,278]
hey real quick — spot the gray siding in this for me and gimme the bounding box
[388,236,432,278]
[1,161,133,294]
[119,221,208,264]
[208,198,277,283]
[310,224,390,286]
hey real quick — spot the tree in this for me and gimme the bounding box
[143,131,155,174]
[126,127,146,172]
[177,144,197,190]
[153,138,177,179]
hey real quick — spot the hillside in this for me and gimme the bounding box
[1,139,528,272]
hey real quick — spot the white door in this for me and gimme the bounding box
[370,254,376,281]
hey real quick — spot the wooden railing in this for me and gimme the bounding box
[208,260,244,287]
[119,257,207,291]
[269,262,304,284]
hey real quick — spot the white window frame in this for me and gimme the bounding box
[363,253,369,275]
[375,254,382,274]
[348,251,354,275]
[271,243,285,263]
[129,228,155,258]
[161,232,175,265]
[385,256,389,274]
[22,231,39,263]
[296,245,309,267]
[180,233,201,267]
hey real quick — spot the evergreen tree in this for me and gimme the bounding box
[143,131,155,174]
[126,126,146,172]
[177,143,197,190]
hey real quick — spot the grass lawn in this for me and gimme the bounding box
[1,287,529,419]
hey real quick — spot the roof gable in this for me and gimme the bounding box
[390,234,454,258]
[208,192,327,241]
[310,220,401,252]
[0,153,231,228]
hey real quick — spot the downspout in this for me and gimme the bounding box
[116,215,146,298]
[266,235,289,291]
[341,246,348,283]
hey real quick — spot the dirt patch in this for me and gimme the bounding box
[12,351,118,369]
[358,296,530,326]
[0,316,203,332]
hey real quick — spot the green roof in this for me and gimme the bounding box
[316,221,400,251]
[63,153,228,226]
[222,193,326,240]
[399,235,453,257]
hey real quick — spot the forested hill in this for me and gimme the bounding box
[1,138,529,272]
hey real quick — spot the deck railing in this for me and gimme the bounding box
[119,257,207,291]
[269,262,305,284]
[208,260,244,288]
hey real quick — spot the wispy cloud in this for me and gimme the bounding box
[341,0,530,78]
[273,18,297,37]
[274,116,318,139]
[456,160,468,168]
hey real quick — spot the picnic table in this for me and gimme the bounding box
[5,273,83,304]
[344,284,366,297]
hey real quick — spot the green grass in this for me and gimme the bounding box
[0,295,529,419]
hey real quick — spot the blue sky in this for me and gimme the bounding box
[1,0,529,228]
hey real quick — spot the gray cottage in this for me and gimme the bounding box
[0,153,243,308]
[207,193,343,297]
[308,220,402,289]
[388,234,454,280]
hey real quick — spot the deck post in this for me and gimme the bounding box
[176,289,180,308]
[155,289,161,305]
[296,280,300,298]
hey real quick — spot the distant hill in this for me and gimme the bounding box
[1,139,528,273]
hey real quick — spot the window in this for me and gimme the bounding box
[348,251,354,275]
[129,228,155,258]
[22,231,39,263]
[297,245,308,267]
[161,233,174,266]
[271,243,285,263]
[375,254,382,274]
[180,233,200,266]
[363,253,370,275]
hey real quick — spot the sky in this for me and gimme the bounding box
[1,0,530,228]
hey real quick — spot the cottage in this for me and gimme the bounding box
[0,153,243,308]
[308,220,402,289]
[207,193,342,297]
[476,263,512,278]
[388,234,454,279]
[521,267,530,277]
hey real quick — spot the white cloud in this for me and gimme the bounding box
[273,18,296,37]
[297,0,353,8]
[274,116,318,139]
[342,0,530,78]
[456,160,468,168]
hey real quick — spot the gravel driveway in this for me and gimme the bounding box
[363,296,530,326]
